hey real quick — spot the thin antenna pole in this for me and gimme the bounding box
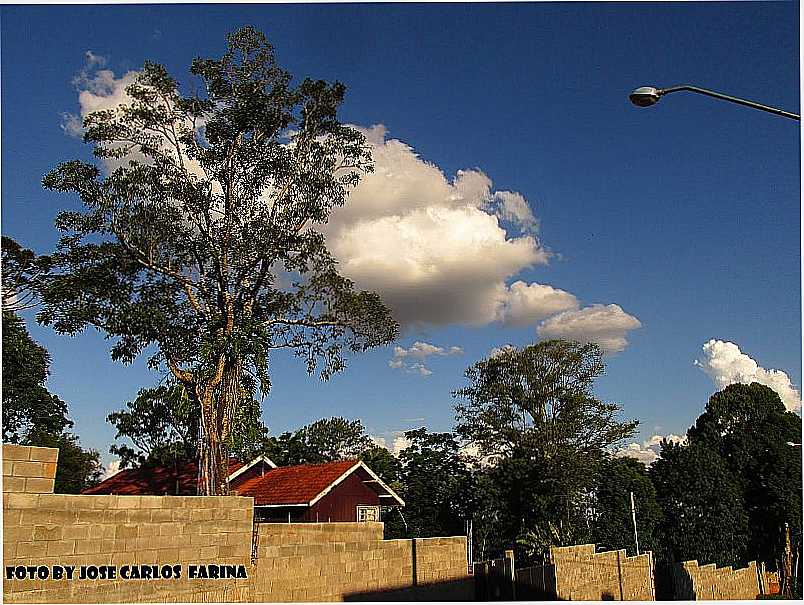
[630,491,640,556]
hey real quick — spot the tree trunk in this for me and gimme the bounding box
[197,392,228,495]
[196,358,242,496]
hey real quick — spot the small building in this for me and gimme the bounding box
[82,455,277,496]
[83,456,403,523]
[234,459,404,523]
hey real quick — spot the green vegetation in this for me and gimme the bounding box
[37,27,397,494]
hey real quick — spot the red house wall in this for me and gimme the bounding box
[303,472,380,522]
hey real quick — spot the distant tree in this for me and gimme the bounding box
[25,429,103,494]
[455,340,637,458]
[590,456,662,556]
[38,26,397,494]
[650,440,748,568]
[107,384,199,468]
[453,340,638,561]
[397,428,474,539]
[108,383,269,468]
[265,416,375,466]
[686,382,802,567]
[2,310,72,442]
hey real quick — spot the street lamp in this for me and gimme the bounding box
[629,85,800,120]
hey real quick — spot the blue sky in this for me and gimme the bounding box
[1,2,800,468]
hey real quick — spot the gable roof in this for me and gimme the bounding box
[83,458,245,495]
[234,459,405,507]
[227,454,277,482]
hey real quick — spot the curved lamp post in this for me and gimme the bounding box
[629,85,800,120]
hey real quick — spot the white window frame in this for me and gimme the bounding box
[356,505,380,522]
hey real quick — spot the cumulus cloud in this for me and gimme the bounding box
[325,125,554,326]
[497,281,579,325]
[487,191,539,234]
[695,339,801,411]
[615,434,686,466]
[537,304,642,354]
[389,341,463,376]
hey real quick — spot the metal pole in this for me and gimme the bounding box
[659,85,800,120]
[631,491,641,556]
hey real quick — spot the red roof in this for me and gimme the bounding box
[233,459,358,505]
[83,459,244,495]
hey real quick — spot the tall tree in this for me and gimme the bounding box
[38,27,397,494]
[685,382,802,568]
[2,310,72,442]
[454,340,638,561]
[650,440,749,568]
[454,340,634,457]
[396,428,475,539]
[590,456,662,556]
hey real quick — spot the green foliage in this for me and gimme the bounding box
[396,428,474,539]
[650,440,749,568]
[107,384,199,468]
[359,445,402,487]
[455,340,637,458]
[1,236,50,312]
[25,429,103,494]
[108,383,270,467]
[453,340,638,563]
[2,310,72,442]
[37,26,398,493]
[265,416,375,466]
[686,383,802,568]
[590,456,662,556]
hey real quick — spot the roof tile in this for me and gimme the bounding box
[233,460,358,505]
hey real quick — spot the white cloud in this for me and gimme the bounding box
[83,50,107,69]
[389,341,463,376]
[497,280,579,325]
[695,339,801,411]
[537,304,642,354]
[325,125,553,326]
[614,434,686,466]
[101,459,121,479]
[487,190,539,234]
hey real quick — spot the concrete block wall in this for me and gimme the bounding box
[549,544,653,600]
[3,489,254,603]
[674,560,761,600]
[2,444,471,603]
[3,445,58,494]
[252,524,470,601]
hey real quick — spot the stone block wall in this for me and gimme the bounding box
[2,444,471,603]
[549,544,654,600]
[674,560,761,600]
[3,445,58,494]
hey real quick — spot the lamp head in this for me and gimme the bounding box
[629,86,662,107]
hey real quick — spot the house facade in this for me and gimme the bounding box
[84,456,403,523]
